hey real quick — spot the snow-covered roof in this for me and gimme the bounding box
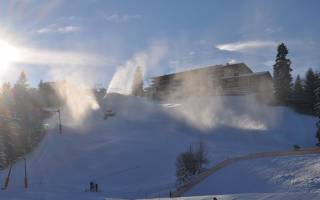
[151,62,251,80]
[221,71,272,80]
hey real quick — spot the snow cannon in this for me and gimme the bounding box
[104,109,116,119]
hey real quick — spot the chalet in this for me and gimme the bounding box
[145,63,273,100]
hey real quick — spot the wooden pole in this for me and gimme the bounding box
[58,109,62,134]
[23,157,28,189]
[2,164,12,190]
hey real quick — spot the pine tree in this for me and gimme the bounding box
[315,72,320,144]
[304,68,318,113]
[0,73,45,168]
[16,71,28,88]
[273,43,293,105]
[0,110,17,167]
[13,72,33,152]
[293,75,303,99]
[0,121,8,169]
[131,66,144,96]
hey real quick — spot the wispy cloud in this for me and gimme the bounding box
[102,13,141,23]
[36,24,80,34]
[216,40,278,52]
[19,47,108,67]
[228,59,237,64]
[265,27,282,34]
[57,16,80,22]
[57,26,80,33]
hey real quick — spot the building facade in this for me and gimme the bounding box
[145,63,273,101]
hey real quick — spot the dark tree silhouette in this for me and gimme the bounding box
[293,75,303,99]
[315,72,320,144]
[304,68,318,113]
[175,141,209,184]
[0,72,46,169]
[273,43,293,105]
[16,71,28,88]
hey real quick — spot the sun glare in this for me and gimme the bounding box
[0,39,21,73]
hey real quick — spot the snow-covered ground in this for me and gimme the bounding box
[187,155,320,196]
[0,94,318,199]
[152,192,320,200]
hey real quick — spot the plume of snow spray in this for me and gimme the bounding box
[49,66,100,128]
[163,71,272,131]
[107,41,168,95]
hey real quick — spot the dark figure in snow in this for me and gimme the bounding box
[90,181,95,192]
[95,183,99,192]
[213,197,218,200]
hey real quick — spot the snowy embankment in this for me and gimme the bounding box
[0,94,318,199]
[187,155,320,196]
[153,192,320,200]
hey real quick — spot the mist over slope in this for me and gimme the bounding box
[0,94,318,199]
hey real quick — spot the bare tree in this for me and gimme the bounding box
[176,141,209,184]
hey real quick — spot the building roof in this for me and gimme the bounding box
[150,62,251,80]
[221,71,272,80]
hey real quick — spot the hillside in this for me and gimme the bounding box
[187,155,320,196]
[0,94,318,199]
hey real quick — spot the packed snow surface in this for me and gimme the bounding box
[0,94,318,199]
[187,155,320,196]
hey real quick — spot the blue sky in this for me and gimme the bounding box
[0,0,319,87]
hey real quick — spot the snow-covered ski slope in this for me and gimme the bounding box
[0,94,318,199]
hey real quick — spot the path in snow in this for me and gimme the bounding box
[173,147,320,197]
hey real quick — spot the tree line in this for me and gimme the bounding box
[0,72,55,169]
[273,43,320,144]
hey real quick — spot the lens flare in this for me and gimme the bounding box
[0,39,21,73]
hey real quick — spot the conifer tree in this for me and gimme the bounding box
[293,75,303,99]
[304,68,318,112]
[131,66,144,96]
[273,43,293,105]
[13,71,34,152]
[315,72,320,144]
[16,71,28,88]
[0,73,45,169]
[0,133,8,169]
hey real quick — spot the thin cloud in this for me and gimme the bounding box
[265,27,282,34]
[216,40,278,52]
[18,47,108,66]
[57,26,80,33]
[102,13,141,23]
[263,60,275,67]
[57,16,80,22]
[37,28,52,34]
[36,24,80,34]
[228,59,237,64]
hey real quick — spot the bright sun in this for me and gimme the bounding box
[0,39,21,73]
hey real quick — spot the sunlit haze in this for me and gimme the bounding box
[0,39,21,74]
[0,1,319,200]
